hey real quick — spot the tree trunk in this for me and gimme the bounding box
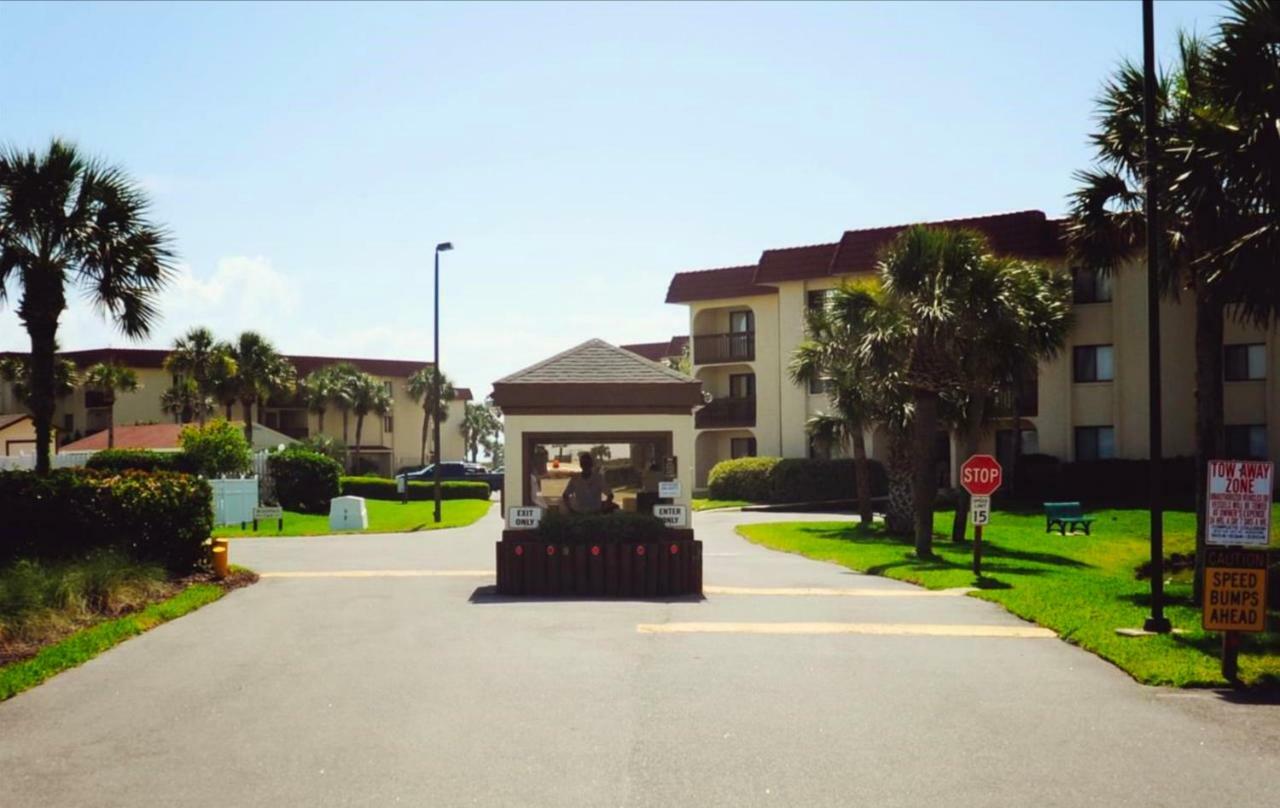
[911,390,939,557]
[224,401,233,420]
[241,399,254,444]
[28,317,59,476]
[341,411,350,445]
[420,409,430,466]
[1009,386,1023,498]
[196,385,207,428]
[317,409,325,439]
[107,401,116,449]
[852,429,874,528]
[1193,293,1225,601]
[951,395,985,543]
[885,429,913,535]
[353,415,364,474]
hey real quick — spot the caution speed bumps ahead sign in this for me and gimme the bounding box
[1203,548,1269,633]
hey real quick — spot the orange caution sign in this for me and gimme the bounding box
[1203,548,1268,633]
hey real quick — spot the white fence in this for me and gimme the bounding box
[0,452,88,471]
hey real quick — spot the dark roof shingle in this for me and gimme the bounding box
[665,265,777,304]
[754,242,839,284]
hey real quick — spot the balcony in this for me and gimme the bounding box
[696,396,756,429]
[990,381,1038,418]
[693,331,755,365]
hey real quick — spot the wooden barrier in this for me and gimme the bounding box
[496,531,702,597]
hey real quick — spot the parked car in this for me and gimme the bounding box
[397,461,503,493]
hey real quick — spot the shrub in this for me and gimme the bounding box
[179,419,252,478]
[707,457,779,502]
[269,447,342,513]
[300,434,347,465]
[85,449,194,474]
[532,510,669,545]
[0,469,213,571]
[339,476,491,501]
[706,456,888,503]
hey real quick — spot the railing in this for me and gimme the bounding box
[990,383,1038,418]
[696,396,756,429]
[693,331,755,364]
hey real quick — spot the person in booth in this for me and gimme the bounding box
[529,446,550,508]
[561,451,616,514]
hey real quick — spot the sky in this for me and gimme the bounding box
[0,0,1232,398]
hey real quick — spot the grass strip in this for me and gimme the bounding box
[737,507,1280,688]
[212,498,491,538]
[0,582,226,701]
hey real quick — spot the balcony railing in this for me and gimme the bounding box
[696,396,756,429]
[693,331,755,365]
[990,383,1038,418]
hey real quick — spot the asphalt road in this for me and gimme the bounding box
[2,504,1279,807]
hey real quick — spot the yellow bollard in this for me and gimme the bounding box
[211,538,230,580]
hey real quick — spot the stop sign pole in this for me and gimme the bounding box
[960,455,1003,576]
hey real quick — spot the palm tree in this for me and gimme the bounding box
[301,367,337,438]
[164,327,234,427]
[230,331,295,444]
[0,355,80,440]
[83,361,140,448]
[326,362,361,445]
[459,400,502,462]
[159,377,208,425]
[945,256,1072,543]
[790,280,897,529]
[208,356,240,420]
[349,372,392,474]
[0,139,173,473]
[407,366,455,466]
[1069,22,1280,591]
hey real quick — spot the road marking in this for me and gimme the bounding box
[704,585,972,598]
[637,622,1056,638]
[259,570,494,579]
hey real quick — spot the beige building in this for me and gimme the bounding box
[0,413,35,456]
[655,209,1280,488]
[0,348,471,474]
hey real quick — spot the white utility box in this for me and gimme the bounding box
[329,496,369,531]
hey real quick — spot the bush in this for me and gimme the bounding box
[300,434,347,465]
[0,469,213,571]
[532,510,669,545]
[269,447,341,513]
[339,476,491,501]
[707,457,779,502]
[179,419,252,478]
[85,449,194,474]
[707,456,888,503]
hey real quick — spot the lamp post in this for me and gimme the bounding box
[1141,0,1171,634]
[433,241,453,523]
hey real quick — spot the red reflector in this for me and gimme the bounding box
[514,546,523,556]
[591,546,601,556]
[546,545,555,556]
[670,544,678,555]
[636,546,646,556]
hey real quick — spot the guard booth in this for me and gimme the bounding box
[490,339,704,596]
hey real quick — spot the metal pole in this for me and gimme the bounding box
[433,248,443,524]
[1142,0,1171,633]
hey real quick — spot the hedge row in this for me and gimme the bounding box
[86,449,198,474]
[1010,455,1198,504]
[339,476,492,501]
[269,448,342,514]
[0,469,212,571]
[707,457,888,504]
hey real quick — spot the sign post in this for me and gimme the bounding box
[960,454,1003,577]
[1204,460,1273,681]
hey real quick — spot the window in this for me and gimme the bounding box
[1225,425,1267,460]
[729,310,754,334]
[63,413,74,434]
[730,437,757,459]
[1224,344,1266,381]
[808,376,832,395]
[1073,345,1114,382]
[1075,426,1116,461]
[382,380,394,398]
[85,389,111,408]
[728,373,755,399]
[807,289,833,313]
[383,415,394,433]
[1071,268,1112,303]
[995,429,1039,460]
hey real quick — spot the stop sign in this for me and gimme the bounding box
[960,454,1003,497]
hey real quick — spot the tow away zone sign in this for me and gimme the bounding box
[1203,547,1268,633]
[1206,459,1273,547]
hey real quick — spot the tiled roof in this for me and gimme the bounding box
[665,265,777,304]
[59,423,184,452]
[826,210,1064,276]
[619,335,689,363]
[497,339,693,385]
[754,242,839,284]
[1,348,468,400]
[0,413,30,431]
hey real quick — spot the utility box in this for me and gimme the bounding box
[329,496,369,531]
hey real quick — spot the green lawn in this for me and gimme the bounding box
[737,507,1280,688]
[212,498,492,538]
[692,498,754,511]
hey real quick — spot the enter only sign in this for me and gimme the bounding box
[1203,547,1268,633]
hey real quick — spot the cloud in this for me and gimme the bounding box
[158,256,299,332]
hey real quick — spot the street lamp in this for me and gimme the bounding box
[433,241,453,524]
